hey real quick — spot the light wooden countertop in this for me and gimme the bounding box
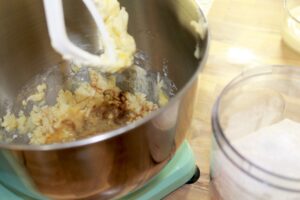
[166,0,300,199]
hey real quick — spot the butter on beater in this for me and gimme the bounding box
[91,0,136,73]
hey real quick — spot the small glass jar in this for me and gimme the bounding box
[211,66,300,200]
[282,0,300,53]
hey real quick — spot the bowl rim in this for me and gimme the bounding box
[284,0,300,25]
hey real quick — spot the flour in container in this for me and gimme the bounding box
[213,118,300,200]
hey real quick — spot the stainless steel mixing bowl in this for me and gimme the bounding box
[0,0,208,199]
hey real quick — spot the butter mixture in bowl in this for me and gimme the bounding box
[1,68,160,145]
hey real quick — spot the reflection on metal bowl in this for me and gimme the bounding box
[0,0,208,199]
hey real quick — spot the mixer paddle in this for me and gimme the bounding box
[43,0,117,68]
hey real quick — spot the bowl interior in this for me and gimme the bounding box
[0,0,208,145]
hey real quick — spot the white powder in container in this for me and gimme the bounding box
[212,119,300,200]
[233,119,300,178]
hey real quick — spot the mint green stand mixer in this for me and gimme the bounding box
[0,0,208,199]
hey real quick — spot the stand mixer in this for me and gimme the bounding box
[0,0,208,199]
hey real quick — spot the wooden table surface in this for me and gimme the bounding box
[165,0,300,199]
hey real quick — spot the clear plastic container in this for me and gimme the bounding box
[282,0,300,53]
[211,66,300,200]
